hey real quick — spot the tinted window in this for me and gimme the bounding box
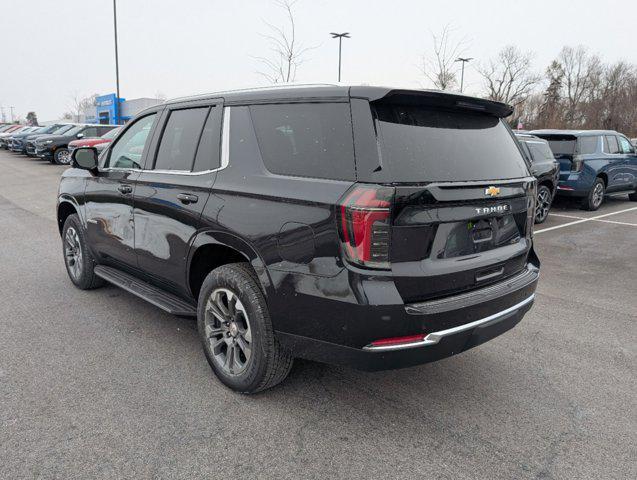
[154,107,209,171]
[373,104,528,182]
[617,136,634,154]
[249,103,355,180]
[577,136,599,154]
[544,138,576,156]
[604,135,620,154]
[64,126,83,137]
[53,125,74,135]
[193,106,222,172]
[83,127,99,138]
[106,113,156,169]
[527,141,555,162]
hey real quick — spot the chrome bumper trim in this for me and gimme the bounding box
[363,294,535,352]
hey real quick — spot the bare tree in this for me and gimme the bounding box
[26,111,39,126]
[421,25,466,90]
[255,0,313,83]
[558,46,602,125]
[478,46,540,107]
[68,92,99,122]
[154,91,168,102]
[538,60,565,128]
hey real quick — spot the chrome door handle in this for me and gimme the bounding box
[117,184,133,194]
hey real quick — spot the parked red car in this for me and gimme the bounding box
[67,126,121,155]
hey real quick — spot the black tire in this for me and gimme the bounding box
[535,185,553,224]
[54,147,71,165]
[61,214,104,290]
[629,191,637,201]
[197,263,293,394]
[582,178,605,211]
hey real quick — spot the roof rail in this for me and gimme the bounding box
[167,83,343,103]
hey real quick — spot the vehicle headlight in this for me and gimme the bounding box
[44,140,53,144]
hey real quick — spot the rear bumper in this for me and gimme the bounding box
[278,294,534,371]
[556,169,596,197]
[274,254,539,370]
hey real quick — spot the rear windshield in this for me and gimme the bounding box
[526,140,555,162]
[373,104,528,182]
[543,137,576,156]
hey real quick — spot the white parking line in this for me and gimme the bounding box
[535,206,637,234]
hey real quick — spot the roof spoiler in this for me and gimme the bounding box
[351,87,514,118]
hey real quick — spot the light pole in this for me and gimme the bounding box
[454,57,473,93]
[113,0,121,124]
[330,32,350,82]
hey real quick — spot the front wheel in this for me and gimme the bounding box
[582,178,605,211]
[197,263,293,393]
[535,185,553,224]
[54,148,71,165]
[62,214,104,289]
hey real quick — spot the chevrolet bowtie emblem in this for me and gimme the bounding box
[485,186,501,197]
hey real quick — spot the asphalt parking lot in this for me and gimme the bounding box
[0,150,635,480]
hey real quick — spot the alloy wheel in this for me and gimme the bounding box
[535,188,551,223]
[592,182,604,208]
[57,149,71,165]
[204,288,253,376]
[64,227,83,280]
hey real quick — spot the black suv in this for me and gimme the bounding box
[58,85,539,393]
[34,124,117,165]
[515,132,560,223]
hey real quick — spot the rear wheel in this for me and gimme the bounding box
[54,148,71,165]
[582,178,605,211]
[535,185,552,224]
[197,263,293,393]
[629,191,637,201]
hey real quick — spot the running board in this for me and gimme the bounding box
[94,265,197,317]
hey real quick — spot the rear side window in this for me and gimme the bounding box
[527,141,555,162]
[604,135,620,154]
[83,127,99,138]
[577,136,599,154]
[249,103,355,180]
[192,106,222,172]
[373,103,528,182]
[155,107,209,171]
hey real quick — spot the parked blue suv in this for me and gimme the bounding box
[531,130,637,210]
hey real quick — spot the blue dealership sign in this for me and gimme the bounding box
[95,93,125,125]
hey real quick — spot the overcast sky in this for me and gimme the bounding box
[2,0,636,121]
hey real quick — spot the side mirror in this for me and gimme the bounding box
[72,147,98,172]
[76,133,84,139]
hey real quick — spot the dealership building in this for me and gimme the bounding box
[42,93,164,126]
[86,94,163,124]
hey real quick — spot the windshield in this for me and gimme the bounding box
[63,126,83,137]
[373,103,528,182]
[51,125,74,135]
[101,127,121,139]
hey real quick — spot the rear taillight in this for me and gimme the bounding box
[338,184,395,269]
[571,156,584,172]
